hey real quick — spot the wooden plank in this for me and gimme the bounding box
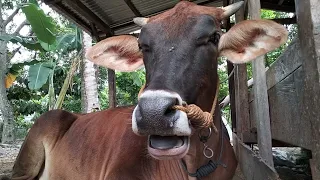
[295,0,320,179]
[268,66,312,149]
[233,0,252,141]
[248,0,274,167]
[108,69,116,108]
[266,38,302,89]
[249,38,313,149]
[233,134,280,180]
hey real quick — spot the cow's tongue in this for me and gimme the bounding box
[149,135,184,150]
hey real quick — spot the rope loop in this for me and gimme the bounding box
[172,104,218,133]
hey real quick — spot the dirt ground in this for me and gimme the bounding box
[0,141,22,178]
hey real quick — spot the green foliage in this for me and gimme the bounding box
[62,95,82,113]
[116,70,145,106]
[20,2,56,45]
[11,99,46,116]
[28,62,54,90]
[9,60,40,75]
[0,34,45,51]
[99,87,109,110]
[217,57,230,101]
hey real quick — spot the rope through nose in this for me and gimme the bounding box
[172,104,218,133]
[172,79,220,133]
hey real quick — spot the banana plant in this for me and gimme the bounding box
[1,0,82,110]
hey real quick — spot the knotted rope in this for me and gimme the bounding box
[172,104,218,133]
[172,79,220,133]
[138,80,220,133]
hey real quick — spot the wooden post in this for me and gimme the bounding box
[224,0,237,133]
[108,69,116,108]
[90,24,117,109]
[233,0,251,142]
[294,0,320,179]
[248,0,274,167]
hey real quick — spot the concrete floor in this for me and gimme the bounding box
[233,167,245,180]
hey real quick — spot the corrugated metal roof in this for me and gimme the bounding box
[43,0,295,40]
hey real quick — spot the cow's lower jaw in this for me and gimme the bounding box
[148,135,190,160]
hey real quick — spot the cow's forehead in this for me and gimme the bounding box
[141,1,223,38]
[149,1,223,24]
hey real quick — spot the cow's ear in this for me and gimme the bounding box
[218,19,288,63]
[86,35,143,72]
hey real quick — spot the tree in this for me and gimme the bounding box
[0,0,83,141]
[0,0,28,143]
[81,32,100,113]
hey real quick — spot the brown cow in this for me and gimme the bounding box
[11,1,287,180]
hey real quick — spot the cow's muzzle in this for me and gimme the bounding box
[132,90,192,136]
[132,90,192,159]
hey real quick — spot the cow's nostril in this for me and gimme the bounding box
[164,108,175,116]
[164,98,179,116]
[175,98,180,106]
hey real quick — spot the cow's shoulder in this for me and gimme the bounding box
[28,109,79,145]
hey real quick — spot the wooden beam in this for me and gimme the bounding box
[271,17,296,25]
[261,2,295,12]
[43,1,92,35]
[124,0,142,17]
[90,23,101,42]
[248,0,274,168]
[233,134,280,180]
[278,0,285,5]
[43,0,62,4]
[295,0,320,179]
[66,0,114,36]
[223,0,237,133]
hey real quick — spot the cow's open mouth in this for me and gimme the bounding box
[148,135,190,160]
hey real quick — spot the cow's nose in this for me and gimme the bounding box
[135,96,179,135]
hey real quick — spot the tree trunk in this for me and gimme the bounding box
[81,32,100,113]
[0,16,15,143]
[48,71,55,111]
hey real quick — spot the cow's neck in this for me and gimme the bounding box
[181,105,223,179]
[182,81,223,179]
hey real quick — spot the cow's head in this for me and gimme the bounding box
[86,1,287,160]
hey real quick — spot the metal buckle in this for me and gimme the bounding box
[198,127,214,159]
[198,127,212,143]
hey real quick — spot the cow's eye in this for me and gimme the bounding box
[138,43,150,52]
[209,32,220,45]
